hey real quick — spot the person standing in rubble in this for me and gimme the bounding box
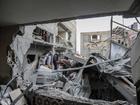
[53,52,59,70]
[44,51,53,69]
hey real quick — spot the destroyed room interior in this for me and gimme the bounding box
[0,0,140,105]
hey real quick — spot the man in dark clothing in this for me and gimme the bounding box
[44,51,53,69]
[53,53,59,70]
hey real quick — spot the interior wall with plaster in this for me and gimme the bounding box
[0,26,18,84]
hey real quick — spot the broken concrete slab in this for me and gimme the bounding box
[9,88,27,105]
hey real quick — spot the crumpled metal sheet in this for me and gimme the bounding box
[94,56,132,78]
[103,64,132,78]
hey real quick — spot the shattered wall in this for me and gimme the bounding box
[9,23,58,82]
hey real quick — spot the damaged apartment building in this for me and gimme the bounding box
[80,31,110,58]
[7,20,76,82]
[80,22,138,59]
[0,18,139,105]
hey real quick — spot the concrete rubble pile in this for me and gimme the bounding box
[0,26,137,105]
